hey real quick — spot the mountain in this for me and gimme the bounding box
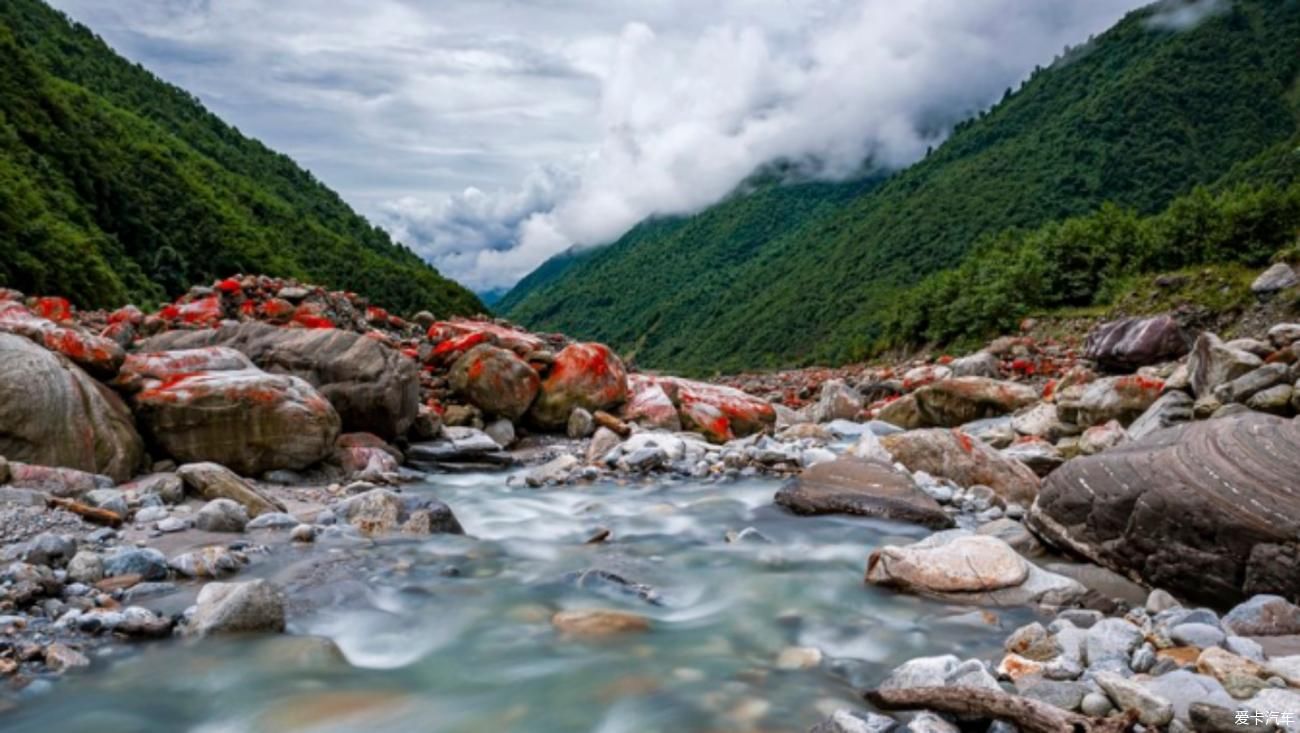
[0,0,483,316]
[503,0,1300,374]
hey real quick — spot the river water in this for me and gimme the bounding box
[2,471,1028,733]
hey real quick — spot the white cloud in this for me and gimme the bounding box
[49,0,1148,291]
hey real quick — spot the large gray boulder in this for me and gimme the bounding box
[775,457,953,529]
[140,322,417,440]
[1027,413,1300,606]
[0,333,144,482]
[1084,315,1190,372]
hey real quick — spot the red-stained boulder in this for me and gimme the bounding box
[528,343,629,429]
[0,302,125,377]
[427,319,544,357]
[909,377,1039,428]
[117,347,340,476]
[158,294,224,329]
[622,375,682,431]
[880,428,1040,505]
[448,344,540,420]
[333,432,402,480]
[667,378,776,440]
[0,333,144,483]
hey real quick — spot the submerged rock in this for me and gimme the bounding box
[551,608,650,638]
[185,579,286,637]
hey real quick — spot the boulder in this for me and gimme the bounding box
[1011,403,1068,442]
[810,379,864,422]
[661,377,774,443]
[1251,262,1298,294]
[447,344,540,421]
[118,348,340,476]
[1127,391,1194,441]
[334,488,463,535]
[1222,595,1300,637]
[0,333,144,482]
[176,462,286,517]
[426,318,544,356]
[195,498,250,532]
[140,322,417,439]
[621,376,682,431]
[949,351,1001,378]
[4,463,108,496]
[775,457,954,529]
[1062,375,1165,427]
[1188,332,1263,398]
[1027,413,1300,606]
[1268,323,1300,349]
[865,530,1086,606]
[528,343,628,429]
[332,433,401,480]
[1000,438,1064,477]
[908,378,1039,428]
[0,301,124,377]
[1084,315,1190,372]
[880,429,1040,505]
[1215,363,1291,404]
[185,579,286,637]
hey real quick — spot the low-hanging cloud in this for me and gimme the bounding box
[50,0,1149,292]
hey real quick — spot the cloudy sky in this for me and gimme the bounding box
[49,0,1152,293]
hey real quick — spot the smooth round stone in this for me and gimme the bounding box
[1080,691,1114,716]
[1170,622,1226,649]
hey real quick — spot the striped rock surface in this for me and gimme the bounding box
[1027,413,1300,607]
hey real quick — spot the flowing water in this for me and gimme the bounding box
[1,471,1031,733]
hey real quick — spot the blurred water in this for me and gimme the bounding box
[0,471,1030,733]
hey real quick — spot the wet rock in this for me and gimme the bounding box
[122,473,185,504]
[141,322,419,439]
[1094,670,1173,727]
[185,579,286,637]
[949,351,1001,379]
[43,642,90,671]
[246,512,299,530]
[904,712,959,733]
[22,533,76,568]
[526,454,580,487]
[195,498,250,532]
[66,551,103,584]
[809,709,897,733]
[866,530,1085,606]
[0,333,144,483]
[811,379,864,422]
[1085,314,1191,372]
[624,446,666,472]
[1127,391,1194,441]
[334,488,463,535]
[406,432,514,471]
[528,343,628,429]
[565,569,661,605]
[1223,595,1300,637]
[908,378,1038,428]
[586,427,622,464]
[1027,413,1300,606]
[290,524,317,542]
[1142,670,1237,725]
[1085,617,1143,668]
[551,609,650,638]
[1251,262,1298,294]
[484,418,516,449]
[775,457,953,529]
[1188,333,1263,398]
[880,428,1040,505]
[567,407,595,439]
[169,546,245,578]
[177,462,286,518]
[448,344,540,421]
[877,654,1000,692]
[775,645,823,669]
[103,547,168,581]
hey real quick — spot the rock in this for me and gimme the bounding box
[1142,670,1236,724]
[1268,323,1300,349]
[1188,333,1263,398]
[1228,338,1279,359]
[1251,262,1299,294]
[185,579,286,637]
[1225,636,1265,662]
[177,462,286,518]
[1223,595,1300,636]
[949,351,1001,379]
[83,488,127,517]
[140,322,418,439]
[1197,647,1269,699]
[877,395,923,430]
[426,318,545,357]
[22,533,77,568]
[1085,315,1191,371]
[976,517,1044,556]
[1247,384,1294,414]
[1065,374,1165,427]
[1094,671,1173,727]
[880,428,1040,505]
[484,418,516,448]
[122,473,185,505]
[1011,403,1067,442]
[448,344,540,421]
[904,712,960,733]
[846,430,894,463]
[0,301,123,376]
[335,488,462,535]
[1242,689,1300,732]
[877,654,1000,692]
[1026,413,1300,606]
[290,524,317,542]
[567,407,595,439]
[668,377,776,442]
[103,547,168,581]
[1146,589,1180,614]
[66,551,103,584]
[1077,420,1127,455]
[551,609,650,638]
[526,454,580,487]
[907,378,1039,428]
[811,379,864,422]
[43,642,90,671]
[621,377,682,432]
[586,427,622,464]
[195,498,250,532]
[1085,618,1144,669]
[1217,363,1291,404]
[169,546,245,578]
[775,646,824,670]
[1019,678,1090,712]
[118,348,340,475]
[1171,622,1226,649]
[775,457,954,529]
[1127,391,1194,441]
[528,343,628,429]
[809,710,898,733]
[1000,439,1064,477]
[332,432,402,481]
[0,333,144,482]
[866,530,1085,606]
[1079,692,1113,717]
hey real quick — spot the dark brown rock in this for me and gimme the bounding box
[1027,413,1300,607]
[775,457,954,529]
[1084,315,1190,372]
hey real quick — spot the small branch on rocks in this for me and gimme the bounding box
[47,496,123,527]
[593,411,631,437]
[865,686,1139,733]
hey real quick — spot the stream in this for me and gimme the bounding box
[0,471,1030,733]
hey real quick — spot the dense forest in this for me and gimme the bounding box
[503,0,1300,374]
[0,0,483,315]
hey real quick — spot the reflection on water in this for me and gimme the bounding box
[1,471,1032,733]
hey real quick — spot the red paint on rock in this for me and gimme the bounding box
[33,297,72,322]
[215,278,243,295]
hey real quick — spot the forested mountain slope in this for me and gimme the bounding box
[0,0,483,315]
[504,0,1300,373]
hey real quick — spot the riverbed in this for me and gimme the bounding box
[1,471,1030,733]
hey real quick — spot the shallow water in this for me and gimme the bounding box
[2,471,1033,733]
